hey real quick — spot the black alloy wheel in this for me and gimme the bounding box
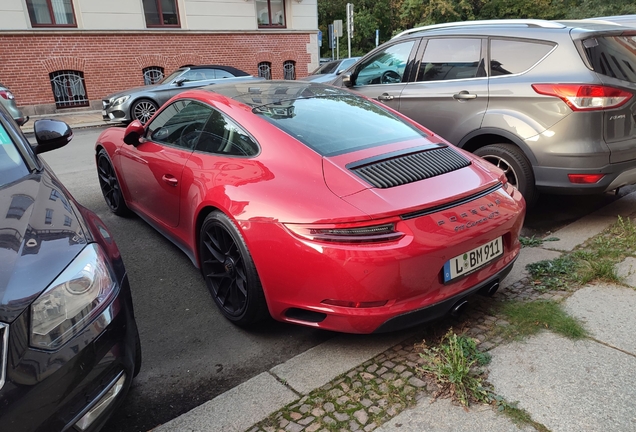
[199,212,268,326]
[97,149,131,216]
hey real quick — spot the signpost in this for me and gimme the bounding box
[346,3,354,58]
[328,24,334,60]
[333,19,342,60]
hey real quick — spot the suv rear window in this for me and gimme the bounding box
[583,35,636,83]
[490,39,555,76]
[254,96,426,156]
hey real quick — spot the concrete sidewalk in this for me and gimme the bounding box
[21,110,106,134]
[32,111,636,431]
[151,191,636,432]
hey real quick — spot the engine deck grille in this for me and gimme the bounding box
[350,147,471,188]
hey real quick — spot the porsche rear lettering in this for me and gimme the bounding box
[453,211,500,232]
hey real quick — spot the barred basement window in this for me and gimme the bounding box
[50,70,89,108]
[283,61,296,80]
[258,62,272,80]
[143,66,165,85]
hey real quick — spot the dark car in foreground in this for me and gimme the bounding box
[95,81,525,334]
[334,19,636,206]
[0,104,140,431]
[102,65,261,124]
[0,83,28,126]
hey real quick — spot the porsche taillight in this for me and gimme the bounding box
[284,220,404,244]
[0,90,14,100]
[532,84,632,111]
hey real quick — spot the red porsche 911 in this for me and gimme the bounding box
[95,81,525,334]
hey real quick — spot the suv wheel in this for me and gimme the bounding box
[474,144,537,207]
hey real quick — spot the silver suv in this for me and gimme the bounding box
[333,19,636,205]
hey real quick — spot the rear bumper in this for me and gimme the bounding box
[534,158,636,194]
[248,186,525,334]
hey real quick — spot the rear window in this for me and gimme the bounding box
[490,39,555,76]
[0,123,29,187]
[584,35,636,83]
[253,96,426,156]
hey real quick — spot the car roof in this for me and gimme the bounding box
[202,80,355,107]
[393,18,629,39]
[182,65,250,77]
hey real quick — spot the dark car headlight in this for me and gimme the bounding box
[30,244,118,350]
[111,95,130,107]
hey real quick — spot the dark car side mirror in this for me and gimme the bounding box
[342,73,354,88]
[174,77,187,86]
[32,119,73,154]
[124,120,145,146]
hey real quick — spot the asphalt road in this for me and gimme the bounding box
[35,125,630,432]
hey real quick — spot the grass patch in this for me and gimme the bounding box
[520,235,544,247]
[493,396,551,432]
[527,255,579,291]
[496,300,587,340]
[418,330,491,406]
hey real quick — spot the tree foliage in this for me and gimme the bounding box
[318,0,635,57]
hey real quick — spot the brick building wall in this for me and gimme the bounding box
[0,32,313,115]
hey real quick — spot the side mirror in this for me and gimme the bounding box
[32,119,73,154]
[124,120,145,146]
[342,73,354,88]
[174,77,187,86]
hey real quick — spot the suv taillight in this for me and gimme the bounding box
[532,84,632,111]
[0,90,14,100]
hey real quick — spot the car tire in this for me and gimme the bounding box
[133,327,142,378]
[474,143,538,207]
[131,99,158,125]
[97,149,131,216]
[199,211,269,326]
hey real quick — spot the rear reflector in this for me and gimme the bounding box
[568,173,604,184]
[322,299,388,308]
[532,84,632,111]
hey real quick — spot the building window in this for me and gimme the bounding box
[64,215,72,227]
[143,66,165,85]
[50,70,89,109]
[258,62,272,80]
[143,0,180,27]
[283,61,296,80]
[6,195,34,220]
[26,0,76,27]
[256,0,285,28]
[45,209,53,225]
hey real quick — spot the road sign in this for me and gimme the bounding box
[346,3,354,36]
[318,30,322,47]
[333,20,342,37]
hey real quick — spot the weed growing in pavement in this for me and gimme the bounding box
[519,235,544,247]
[418,330,491,407]
[527,255,579,291]
[492,396,550,432]
[494,300,587,341]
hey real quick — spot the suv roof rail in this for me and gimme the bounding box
[392,19,566,39]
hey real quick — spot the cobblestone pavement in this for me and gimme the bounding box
[246,271,573,432]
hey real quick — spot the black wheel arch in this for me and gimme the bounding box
[458,128,539,166]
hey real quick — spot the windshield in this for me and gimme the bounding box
[160,69,186,84]
[0,122,29,187]
[584,34,636,83]
[253,95,426,156]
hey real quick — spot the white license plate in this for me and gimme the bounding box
[101,110,107,116]
[443,237,503,282]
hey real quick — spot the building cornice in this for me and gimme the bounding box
[0,29,318,36]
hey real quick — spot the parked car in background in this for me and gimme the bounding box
[0,83,28,126]
[95,80,525,334]
[300,57,360,83]
[333,19,636,206]
[0,103,140,431]
[102,65,261,124]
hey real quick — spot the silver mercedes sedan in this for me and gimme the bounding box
[102,65,262,124]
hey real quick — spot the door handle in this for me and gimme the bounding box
[453,91,477,100]
[377,93,394,101]
[162,174,178,186]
